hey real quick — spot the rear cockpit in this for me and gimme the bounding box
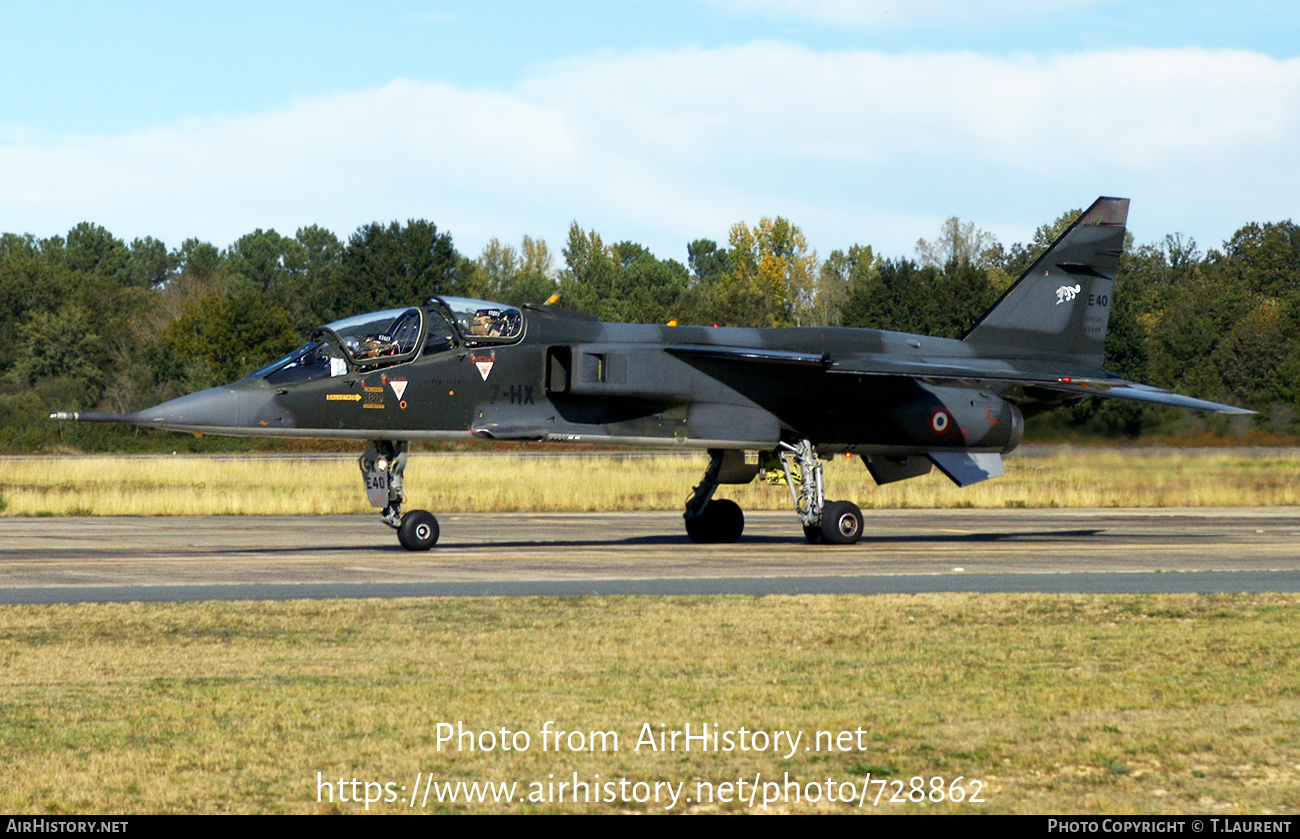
[432,297,524,346]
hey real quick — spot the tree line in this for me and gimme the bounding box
[3,208,1297,451]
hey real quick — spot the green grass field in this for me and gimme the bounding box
[4,448,1300,516]
[3,594,1299,814]
[4,449,1299,814]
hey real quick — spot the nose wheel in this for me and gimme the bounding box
[398,510,440,551]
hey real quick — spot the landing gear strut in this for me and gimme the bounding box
[683,449,745,543]
[359,440,439,550]
[682,443,864,545]
[777,439,863,545]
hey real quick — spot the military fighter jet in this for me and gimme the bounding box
[53,197,1250,549]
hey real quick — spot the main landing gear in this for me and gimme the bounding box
[683,450,747,543]
[360,440,439,551]
[777,439,864,545]
[682,441,864,545]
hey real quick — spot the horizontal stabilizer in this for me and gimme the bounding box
[928,452,1004,487]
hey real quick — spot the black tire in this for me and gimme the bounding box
[398,510,440,551]
[709,499,744,543]
[803,524,824,544]
[685,499,745,543]
[819,500,863,545]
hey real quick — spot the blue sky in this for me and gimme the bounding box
[2,0,1298,265]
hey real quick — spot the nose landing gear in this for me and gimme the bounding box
[360,440,439,550]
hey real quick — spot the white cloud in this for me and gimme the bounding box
[711,0,1106,30]
[1,43,1297,261]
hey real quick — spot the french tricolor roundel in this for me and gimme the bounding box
[930,409,951,434]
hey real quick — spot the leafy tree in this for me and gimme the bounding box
[160,290,300,388]
[916,217,999,269]
[816,245,873,327]
[1207,298,1289,409]
[466,236,557,306]
[0,237,75,353]
[126,237,177,288]
[327,220,462,320]
[555,225,688,323]
[178,238,225,285]
[62,222,131,286]
[467,238,517,300]
[515,235,558,305]
[996,208,1083,279]
[841,258,935,334]
[687,239,729,285]
[841,256,994,338]
[557,223,618,315]
[605,241,688,324]
[714,217,817,327]
[289,225,345,328]
[8,306,109,408]
[226,228,308,298]
[1210,221,1300,298]
[295,225,343,272]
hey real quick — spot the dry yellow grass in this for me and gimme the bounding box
[2,448,1300,516]
[3,594,1299,814]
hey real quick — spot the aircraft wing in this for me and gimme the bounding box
[667,345,1253,415]
[1006,377,1254,413]
[666,345,825,366]
[827,357,1253,414]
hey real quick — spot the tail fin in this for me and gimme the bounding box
[962,196,1128,366]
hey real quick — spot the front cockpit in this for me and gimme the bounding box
[331,307,425,363]
[251,297,524,385]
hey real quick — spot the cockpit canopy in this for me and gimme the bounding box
[323,307,426,366]
[433,297,524,345]
[252,298,524,385]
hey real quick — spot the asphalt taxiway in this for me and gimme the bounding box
[2,508,1300,603]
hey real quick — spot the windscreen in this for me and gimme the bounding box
[255,341,346,384]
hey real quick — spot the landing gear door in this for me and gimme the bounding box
[363,464,389,508]
[359,441,405,510]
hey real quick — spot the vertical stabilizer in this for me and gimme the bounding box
[962,197,1128,366]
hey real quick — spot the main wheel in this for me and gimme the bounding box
[398,510,440,551]
[685,499,745,543]
[803,524,824,544]
[819,500,863,545]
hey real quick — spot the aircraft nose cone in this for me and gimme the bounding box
[133,385,261,431]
